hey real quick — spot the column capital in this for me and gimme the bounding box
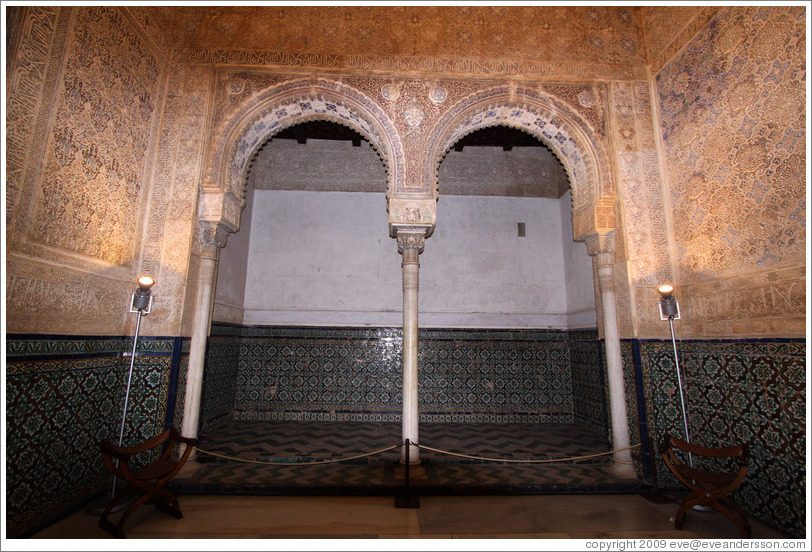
[197,221,230,258]
[584,231,616,259]
[393,225,430,256]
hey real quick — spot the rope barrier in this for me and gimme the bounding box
[413,442,642,464]
[194,442,641,466]
[195,443,402,466]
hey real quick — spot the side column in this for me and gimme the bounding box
[586,233,637,479]
[397,228,426,464]
[181,223,229,444]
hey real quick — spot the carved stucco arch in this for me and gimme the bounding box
[426,86,617,241]
[199,78,404,233]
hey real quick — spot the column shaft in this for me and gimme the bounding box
[180,223,228,445]
[181,254,217,443]
[398,231,424,464]
[589,238,637,479]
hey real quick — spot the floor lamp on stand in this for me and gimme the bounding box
[87,276,155,515]
[658,284,691,461]
[658,283,714,511]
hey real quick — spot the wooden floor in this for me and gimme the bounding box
[30,493,790,545]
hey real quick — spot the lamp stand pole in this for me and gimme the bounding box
[668,314,692,467]
[87,294,149,515]
[109,309,144,497]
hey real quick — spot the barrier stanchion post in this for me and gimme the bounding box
[395,439,420,509]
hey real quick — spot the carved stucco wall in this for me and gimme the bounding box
[654,6,806,338]
[642,6,720,76]
[5,6,186,337]
[613,80,673,337]
[7,6,804,341]
[166,6,647,71]
[156,62,215,337]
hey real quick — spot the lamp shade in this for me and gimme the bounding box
[131,277,155,311]
[658,284,679,318]
[657,284,674,299]
[136,276,155,292]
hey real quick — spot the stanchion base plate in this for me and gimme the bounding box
[394,494,420,509]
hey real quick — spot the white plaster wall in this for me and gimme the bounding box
[224,189,596,329]
[559,190,598,328]
[420,194,592,328]
[213,186,255,324]
[241,190,403,326]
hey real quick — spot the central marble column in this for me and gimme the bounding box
[181,223,229,446]
[396,228,426,464]
[586,233,637,479]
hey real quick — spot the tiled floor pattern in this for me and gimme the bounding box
[176,420,638,495]
[27,421,794,543]
[196,419,613,461]
[31,493,792,541]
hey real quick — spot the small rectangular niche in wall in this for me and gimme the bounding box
[517,222,526,237]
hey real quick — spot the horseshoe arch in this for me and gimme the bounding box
[199,77,405,233]
[425,86,617,241]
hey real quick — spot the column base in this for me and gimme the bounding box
[608,461,638,480]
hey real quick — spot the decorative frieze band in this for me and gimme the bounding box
[180,48,647,81]
[684,275,806,337]
[634,261,806,338]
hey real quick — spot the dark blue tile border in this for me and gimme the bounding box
[164,336,184,431]
[631,339,653,482]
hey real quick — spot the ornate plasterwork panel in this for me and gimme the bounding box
[5,7,171,335]
[653,6,805,338]
[612,80,675,337]
[613,81,672,287]
[138,62,212,333]
[643,6,720,75]
[5,6,65,227]
[23,7,162,266]
[123,6,174,58]
[657,7,806,282]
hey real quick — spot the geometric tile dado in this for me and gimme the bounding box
[631,338,806,537]
[5,334,185,538]
[5,330,803,538]
[203,325,608,428]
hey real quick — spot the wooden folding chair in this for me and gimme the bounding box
[98,427,197,538]
[660,433,751,538]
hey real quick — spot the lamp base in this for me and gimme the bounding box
[85,484,136,515]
